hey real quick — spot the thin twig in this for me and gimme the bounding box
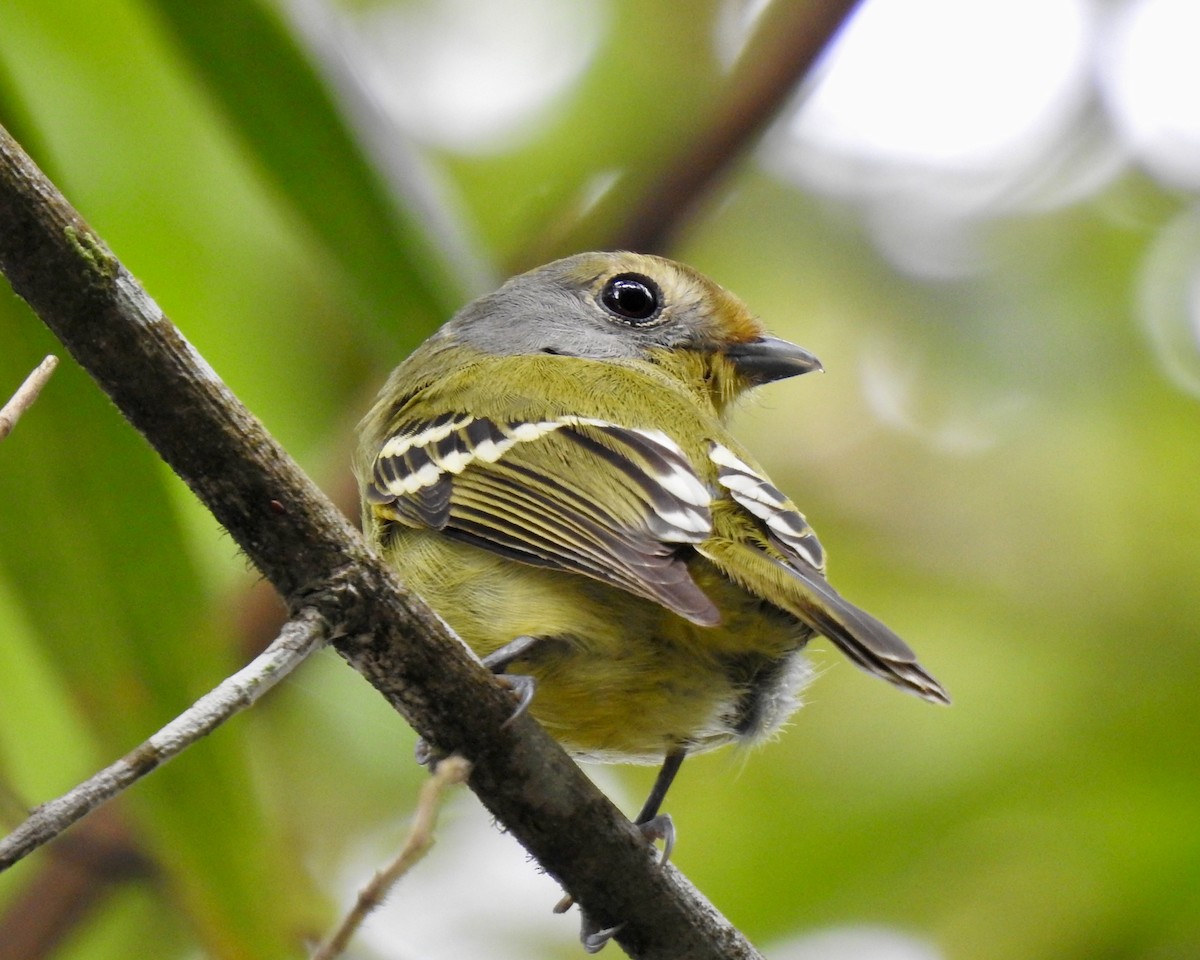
[0,354,58,441]
[0,609,327,869]
[314,756,472,960]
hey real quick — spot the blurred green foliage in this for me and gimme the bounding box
[2,1,1199,958]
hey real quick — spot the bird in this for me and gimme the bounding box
[355,250,949,854]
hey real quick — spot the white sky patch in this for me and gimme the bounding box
[1099,0,1200,191]
[787,0,1094,169]
[761,0,1105,278]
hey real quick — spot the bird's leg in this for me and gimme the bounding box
[414,635,541,766]
[481,634,540,727]
[579,918,625,954]
[633,746,685,865]
[563,747,689,951]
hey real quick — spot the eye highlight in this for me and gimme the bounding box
[598,273,663,325]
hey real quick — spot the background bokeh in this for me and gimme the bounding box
[2,1,1199,958]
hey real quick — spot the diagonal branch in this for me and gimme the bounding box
[0,124,763,959]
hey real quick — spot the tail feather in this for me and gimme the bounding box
[794,587,950,704]
[699,538,950,705]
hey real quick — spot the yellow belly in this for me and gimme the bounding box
[384,531,813,763]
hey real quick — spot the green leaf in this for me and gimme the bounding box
[146,0,465,331]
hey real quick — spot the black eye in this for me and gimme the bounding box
[599,273,662,325]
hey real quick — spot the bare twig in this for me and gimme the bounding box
[611,0,864,254]
[0,609,327,869]
[314,756,472,960]
[0,354,57,441]
[0,123,764,959]
[521,0,864,267]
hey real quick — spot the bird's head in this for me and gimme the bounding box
[442,251,822,413]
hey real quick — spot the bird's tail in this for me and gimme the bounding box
[699,538,950,705]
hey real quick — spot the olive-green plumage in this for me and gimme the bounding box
[356,252,947,811]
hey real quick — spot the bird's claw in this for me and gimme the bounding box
[411,667,535,767]
[480,635,539,727]
[413,736,436,768]
[636,813,675,866]
[553,811,674,945]
[496,673,536,728]
[580,915,624,953]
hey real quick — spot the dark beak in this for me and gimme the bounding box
[725,336,823,385]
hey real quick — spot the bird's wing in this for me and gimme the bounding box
[700,442,950,704]
[365,413,721,626]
